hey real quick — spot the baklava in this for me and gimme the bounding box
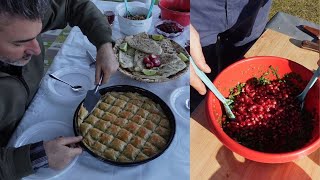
[77,91,172,162]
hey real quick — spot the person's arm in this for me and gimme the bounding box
[0,77,50,179]
[0,76,34,180]
[190,24,211,95]
[0,76,83,179]
[44,136,83,170]
[42,0,112,49]
[42,0,118,84]
[0,138,83,179]
[27,137,84,171]
[0,146,34,180]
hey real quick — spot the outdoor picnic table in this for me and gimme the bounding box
[190,12,319,180]
[7,1,190,179]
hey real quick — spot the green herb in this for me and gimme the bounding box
[228,83,245,100]
[237,83,246,93]
[256,76,270,85]
[255,66,282,85]
[269,65,280,79]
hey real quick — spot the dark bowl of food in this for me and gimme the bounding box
[155,20,184,38]
[206,56,320,163]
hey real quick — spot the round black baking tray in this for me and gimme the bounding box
[73,85,176,166]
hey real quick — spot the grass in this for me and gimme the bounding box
[269,0,320,24]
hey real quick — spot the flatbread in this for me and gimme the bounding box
[115,33,189,82]
[156,39,175,55]
[131,72,169,81]
[133,50,148,72]
[158,59,187,77]
[125,34,163,55]
[159,53,180,65]
[132,52,186,78]
[119,51,134,68]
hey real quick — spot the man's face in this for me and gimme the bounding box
[0,16,42,66]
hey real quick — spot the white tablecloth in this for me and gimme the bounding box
[8,1,190,180]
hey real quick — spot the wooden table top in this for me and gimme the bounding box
[190,29,320,180]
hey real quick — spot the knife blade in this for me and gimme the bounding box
[83,50,102,114]
[82,75,103,114]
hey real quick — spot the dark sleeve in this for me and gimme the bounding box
[0,76,34,179]
[42,0,113,50]
[30,141,49,171]
[0,145,33,180]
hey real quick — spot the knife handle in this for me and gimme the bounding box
[86,50,96,63]
[302,25,320,39]
[301,40,319,52]
[94,75,103,93]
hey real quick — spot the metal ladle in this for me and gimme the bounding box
[296,66,320,109]
[49,74,83,92]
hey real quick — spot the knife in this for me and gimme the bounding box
[82,75,103,114]
[86,50,96,67]
[302,25,320,40]
[301,40,320,53]
[299,25,320,52]
[83,51,103,113]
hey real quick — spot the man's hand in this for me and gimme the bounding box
[190,24,211,95]
[44,136,83,170]
[95,42,119,84]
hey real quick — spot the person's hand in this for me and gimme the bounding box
[44,136,83,170]
[95,42,119,84]
[190,24,211,95]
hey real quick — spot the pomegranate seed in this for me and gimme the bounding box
[143,57,151,64]
[149,54,158,61]
[153,58,161,67]
[145,62,154,69]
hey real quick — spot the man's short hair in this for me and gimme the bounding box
[0,0,49,29]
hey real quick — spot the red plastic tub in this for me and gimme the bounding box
[206,56,320,163]
[158,0,190,26]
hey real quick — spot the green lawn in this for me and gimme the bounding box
[269,0,319,24]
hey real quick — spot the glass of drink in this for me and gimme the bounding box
[104,10,115,26]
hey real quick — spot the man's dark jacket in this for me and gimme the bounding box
[0,0,112,179]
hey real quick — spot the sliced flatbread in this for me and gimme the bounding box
[158,55,187,77]
[132,72,169,81]
[125,34,163,55]
[156,38,176,55]
[119,50,134,69]
[159,53,180,65]
[115,33,189,82]
[158,61,187,77]
[131,60,186,79]
[133,50,148,72]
